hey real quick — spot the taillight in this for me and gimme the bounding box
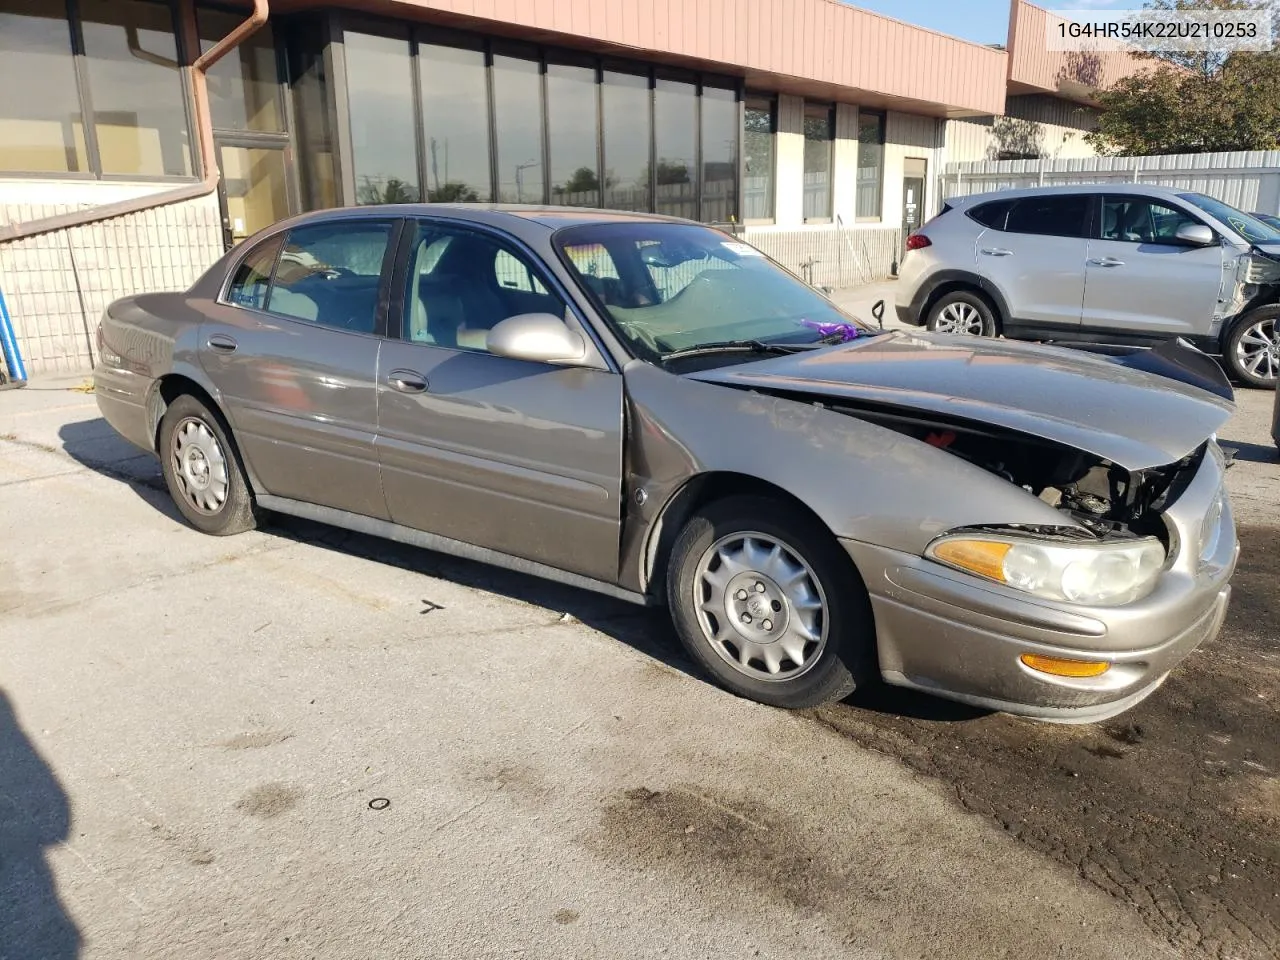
[906,233,932,250]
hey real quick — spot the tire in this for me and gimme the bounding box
[666,495,877,709]
[925,290,997,336]
[158,394,259,536]
[1224,307,1280,389]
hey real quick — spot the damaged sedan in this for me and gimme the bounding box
[93,207,1239,723]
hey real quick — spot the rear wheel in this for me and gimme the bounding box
[158,394,259,535]
[666,496,876,709]
[1225,308,1280,389]
[926,290,997,336]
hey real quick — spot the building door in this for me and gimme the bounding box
[902,158,926,240]
[215,138,297,249]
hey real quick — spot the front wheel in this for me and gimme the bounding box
[158,394,259,535]
[1225,308,1280,389]
[666,496,877,709]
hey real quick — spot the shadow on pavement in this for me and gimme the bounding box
[1221,438,1278,464]
[0,690,80,960]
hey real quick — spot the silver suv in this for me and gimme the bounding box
[895,184,1280,388]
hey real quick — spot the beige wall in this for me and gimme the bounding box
[1006,0,1153,102]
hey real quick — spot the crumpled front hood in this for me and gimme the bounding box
[686,331,1234,470]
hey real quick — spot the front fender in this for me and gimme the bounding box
[620,361,1077,587]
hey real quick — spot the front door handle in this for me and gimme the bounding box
[1087,257,1125,267]
[980,248,1013,257]
[207,334,238,353]
[387,369,428,393]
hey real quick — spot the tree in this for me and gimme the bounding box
[553,166,600,196]
[427,181,480,203]
[356,176,420,205]
[1085,0,1280,155]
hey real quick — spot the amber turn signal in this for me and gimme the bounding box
[1019,654,1111,678]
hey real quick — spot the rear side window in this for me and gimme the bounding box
[1005,195,1091,238]
[967,200,1012,230]
[225,237,282,310]
[267,221,395,333]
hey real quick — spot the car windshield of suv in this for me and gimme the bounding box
[553,222,871,362]
[1178,193,1280,244]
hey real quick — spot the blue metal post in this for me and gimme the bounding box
[0,285,28,386]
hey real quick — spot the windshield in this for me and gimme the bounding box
[1178,193,1280,244]
[552,222,870,362]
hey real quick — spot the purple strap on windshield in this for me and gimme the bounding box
[795,319,861,342]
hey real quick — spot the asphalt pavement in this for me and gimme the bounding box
[1,369,1276,960]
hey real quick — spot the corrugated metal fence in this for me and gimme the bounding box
[744,223,903,288]
[941,150,1280,216]
[0,195,223,374]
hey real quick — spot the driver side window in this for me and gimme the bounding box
[401,221,566,353]
[1101,197,1199,245]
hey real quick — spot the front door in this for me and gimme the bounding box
[215,139,296,249]
[902,159,926,246]
[1081,194,1226,340]
[375,219,625,583]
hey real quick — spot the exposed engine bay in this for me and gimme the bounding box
[822,401,1202,545]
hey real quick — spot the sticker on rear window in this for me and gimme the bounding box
[721,241,762,257]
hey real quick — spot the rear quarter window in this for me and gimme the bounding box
[967,200,1012,231]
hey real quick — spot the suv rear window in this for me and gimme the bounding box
[1005,195,1090,238]
[967,200,1012,230]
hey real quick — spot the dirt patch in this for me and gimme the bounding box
[810,525,1280,960]
[219,731,294,751]
[235,783,300,819]
[552,909,579,925]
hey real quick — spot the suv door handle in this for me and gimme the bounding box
[1087,257,1125,267]
[980,248,1013,257]
[387,369,428,393]
[207,334,238,353]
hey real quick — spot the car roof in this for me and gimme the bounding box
[264,203,703,236]
[947,183,1198,207]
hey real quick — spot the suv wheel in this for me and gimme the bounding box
[1225,307,1280,389]
[926,291,997,336]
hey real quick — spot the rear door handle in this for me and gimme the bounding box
[980,248,1013,257]
[387,369,428,394]
[207,334,238,353]
[1087,257,1125,267]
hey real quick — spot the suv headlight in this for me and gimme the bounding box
[926,533,1166,606]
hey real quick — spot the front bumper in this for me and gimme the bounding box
[842,443,1238,722]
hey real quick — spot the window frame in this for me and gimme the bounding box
[387,215,617,372]
[0,0,199,182]
[801,100,835,224]
[217,214,404,340]
[855,108,886,222]
[1094,193,1213,246]
[741,92,777,225]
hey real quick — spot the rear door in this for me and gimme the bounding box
[976,193,1091,332]
[200,218,400,519]
[1081,195,1225,340]
[374,218,625,582]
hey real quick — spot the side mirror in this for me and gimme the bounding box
[1175,223,1215,246]
[486,313,586,363]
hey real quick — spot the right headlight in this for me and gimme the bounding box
[926,533,1166,606]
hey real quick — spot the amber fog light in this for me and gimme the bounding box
[1019,654,1111,678]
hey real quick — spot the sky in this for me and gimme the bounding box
[844,0,1129,47]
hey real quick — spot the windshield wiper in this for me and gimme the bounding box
[661,339,819,362]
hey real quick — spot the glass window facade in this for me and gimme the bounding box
[802,102,833,221]
[419,40,490,203]
[601,69,650,213]
[80,0,192,177]
[742,95,774,222]
[345,31,419,204]
[856,110,886,219]
[0,0,192,178]
[0,1,86,173]
[492,51,544,204]
[653,77,697,218]
[199,6,281,133]
[334,27,738,222]
[287,17,337,210]
[547,61,599,207]
[700,84,737,224]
